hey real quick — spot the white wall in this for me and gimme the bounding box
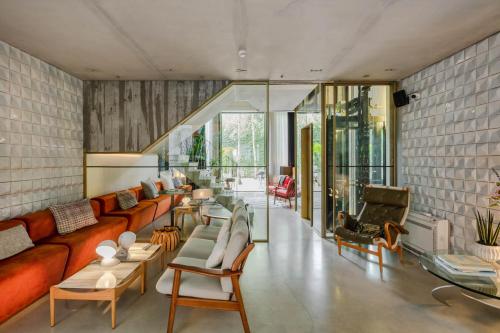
[85,154,158,197]
[398,31,500,251]
[0,40,83,219]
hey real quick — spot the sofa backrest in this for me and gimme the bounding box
[0,219,26,232]
[93,193,119,214]
[18,209,58,242]
[18,200,101,242]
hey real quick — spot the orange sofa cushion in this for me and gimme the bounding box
[105,201,157,232]
[41,216,128,279]
[93,193,120,214]
[90,199,101,217]
[18,209,57,242]
[141,194,172,219]
[0,243,69,323]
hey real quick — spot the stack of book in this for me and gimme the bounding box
[434,255,497,277]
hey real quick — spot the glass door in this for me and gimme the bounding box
[325,84,394,236]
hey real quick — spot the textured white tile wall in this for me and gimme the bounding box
[0,40,83,220]
[399,32,500,251]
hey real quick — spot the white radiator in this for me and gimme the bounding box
[402,211,449,254]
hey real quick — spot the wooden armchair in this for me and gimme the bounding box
[156,210,254,333]
[165,242,254,333]
[334,185,410,274]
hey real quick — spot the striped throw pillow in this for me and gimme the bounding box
[116,190,138,210]
[50,199,98,235]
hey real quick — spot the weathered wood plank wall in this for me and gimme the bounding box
[83,80,229,152]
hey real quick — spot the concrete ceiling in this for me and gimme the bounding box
[0,0,499,81]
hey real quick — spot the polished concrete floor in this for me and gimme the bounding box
[1,208,499,333]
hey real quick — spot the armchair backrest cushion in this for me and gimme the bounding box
[221,216,249,292]
[358,186,409,227]
[363,186,408,208]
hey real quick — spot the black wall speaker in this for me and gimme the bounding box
[393,89,409,107]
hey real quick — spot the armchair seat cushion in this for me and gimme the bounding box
[191,225,221,241]
[156,257,230,300]
[334,226,377,245]
[177,238,215,260]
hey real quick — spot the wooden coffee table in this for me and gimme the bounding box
[119,242,164,287]
[50,262,145,329]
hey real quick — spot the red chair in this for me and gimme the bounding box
[269,176,296,208]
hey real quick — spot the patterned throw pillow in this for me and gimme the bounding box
[0,225,34,260]
[49,199,98,235]
[116,190,138,210]
[141,179,159,199]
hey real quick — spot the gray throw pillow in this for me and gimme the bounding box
[0,225,34,260]
[116,190,138,210]
[172,177,182,188]
[49,199,98,235]
[141,179,159,199]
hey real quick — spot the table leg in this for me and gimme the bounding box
[140,263,146,295]
[142,261,148,292]
[50,287,55,327]
[111,298,116,329]
[431,285,455,306]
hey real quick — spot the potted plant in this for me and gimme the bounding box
[470,169,500,263]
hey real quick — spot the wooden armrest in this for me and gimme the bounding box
[383,221,408,247]
[167,263,241,277]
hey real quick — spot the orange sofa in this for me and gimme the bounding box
[18,201,128,279]
[0,220,69,323]
[93,181,186,231]
[0,180,185,324]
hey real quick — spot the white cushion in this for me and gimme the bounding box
[206,228,230,268]
[177,237,215,260]
[159,171,175,190]
[220,216,249,292]
[217,220,231,242]
[156,257,231,300]
[190,225,221,241]
[0,225,34,260]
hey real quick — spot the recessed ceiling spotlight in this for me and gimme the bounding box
[280,74,284,78]
[310,69,323,72]
[384,68,396,72]
[236,68,247,72]
[168,68,173,72]
[362,74,370,78]
[238,49,247,58]
[85,68,99,73]
[115,75,121,79]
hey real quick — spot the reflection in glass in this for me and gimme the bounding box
[326,85,393,235]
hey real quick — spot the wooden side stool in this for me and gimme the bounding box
[174,206,199,238]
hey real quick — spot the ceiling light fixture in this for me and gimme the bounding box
[238,49,247,58]
[310,69,323,72]
[236,68,247,72]
[363,74,370,78]
[384,68,396,72]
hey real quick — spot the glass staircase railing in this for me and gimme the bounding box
[143,84,268,239]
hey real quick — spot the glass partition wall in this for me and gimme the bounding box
[146,83,269,241]
[324,84,394,237]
